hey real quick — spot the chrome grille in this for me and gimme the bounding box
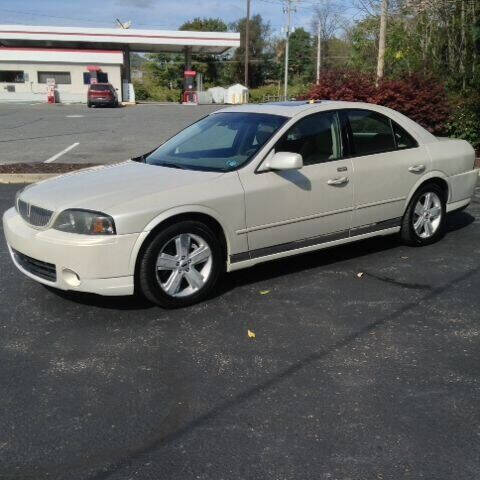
[17,199,53,228]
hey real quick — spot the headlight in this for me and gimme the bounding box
[52,209,116,235]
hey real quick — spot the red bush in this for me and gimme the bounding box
[304,71,450,135]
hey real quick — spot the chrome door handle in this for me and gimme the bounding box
[408,164,425,173]
[327,176,349,186]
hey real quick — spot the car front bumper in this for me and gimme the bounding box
[3,207,139,296]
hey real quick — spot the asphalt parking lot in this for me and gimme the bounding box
[1,178,480,480]
[0,103,221,164]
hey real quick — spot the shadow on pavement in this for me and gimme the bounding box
[46,210,475,310]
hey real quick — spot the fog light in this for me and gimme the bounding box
[62,268,81,287]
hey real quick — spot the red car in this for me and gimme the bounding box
[87,83,119,108]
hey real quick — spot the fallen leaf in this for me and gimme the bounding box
[259,290,270,295]
[247,329,256,338]
[357,272,364,278]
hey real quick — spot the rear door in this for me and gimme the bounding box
[344,109,429,232]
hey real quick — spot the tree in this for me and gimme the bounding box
[179,17,228,32]
[143,53,183,89]
[178,17,229,86]
[311,0,345,82]
[130,52,146,69]
[226,14,275,88]
[348,0,480,90]
[376,0,388,83]
[277,28,314,83]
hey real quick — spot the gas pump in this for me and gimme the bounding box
[182,70,198,104]
[46,78,56,104]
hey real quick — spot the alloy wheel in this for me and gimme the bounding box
[155,233,212,298]
[412,191,442,239]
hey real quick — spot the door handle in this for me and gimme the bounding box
[327,176,349,186]
[408,164,425,173]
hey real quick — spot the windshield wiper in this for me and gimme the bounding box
[132,148,156,163]
[158,162,186,170]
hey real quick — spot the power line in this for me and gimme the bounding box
[0,7,179,29]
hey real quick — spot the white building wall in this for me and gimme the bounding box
[0,62,122,103]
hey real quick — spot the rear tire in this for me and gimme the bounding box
[137,220,224,308]
[400,183,446,246]
[87,102,92,108]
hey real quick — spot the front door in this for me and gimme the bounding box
[238,111,354,254]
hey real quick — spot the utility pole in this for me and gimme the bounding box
[376,0,388,85]
[316,22,321,84]
[245,0,251,88]
[283,0,294,100]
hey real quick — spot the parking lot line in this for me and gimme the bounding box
[44,142,79,163]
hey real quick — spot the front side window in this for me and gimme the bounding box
[37,71,71,84]
[347,109,396,156]
[275,111,343,166]
[146,112,287,172]
[0,71,24,83]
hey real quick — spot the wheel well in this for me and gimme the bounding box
[417,177,449,202]
[134,212,228,280]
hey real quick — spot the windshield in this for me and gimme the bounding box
[145,112,287,172]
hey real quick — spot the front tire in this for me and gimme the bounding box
[137,221,223,308]
[400,183,446,246]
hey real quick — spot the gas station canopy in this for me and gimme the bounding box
[0,25,240,54]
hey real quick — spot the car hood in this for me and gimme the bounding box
[20,161,224,213]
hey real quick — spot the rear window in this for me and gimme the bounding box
[89,84,111,91]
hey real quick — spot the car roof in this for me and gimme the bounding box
[214,100,398,118]
[213,100,436,143]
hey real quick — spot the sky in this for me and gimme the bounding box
[0,0,359,38]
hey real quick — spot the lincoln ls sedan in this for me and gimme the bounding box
[3,101,478,308]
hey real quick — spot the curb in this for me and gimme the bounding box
[0,173,60,184]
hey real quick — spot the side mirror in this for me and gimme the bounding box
[259,151,303,172]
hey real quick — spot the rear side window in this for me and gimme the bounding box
[347,110,395,156]
[392,121,417,149]
[275,111,343,166]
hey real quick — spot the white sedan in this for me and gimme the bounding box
[3,101,478,308]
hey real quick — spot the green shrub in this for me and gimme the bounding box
[249,85,280,103]
[132,81,149,101]
[148,86,182,102]
[132,80,181,103]
[447,95,480,150]
[249,83,311,103]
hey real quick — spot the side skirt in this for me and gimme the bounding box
[228,217,401,272]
